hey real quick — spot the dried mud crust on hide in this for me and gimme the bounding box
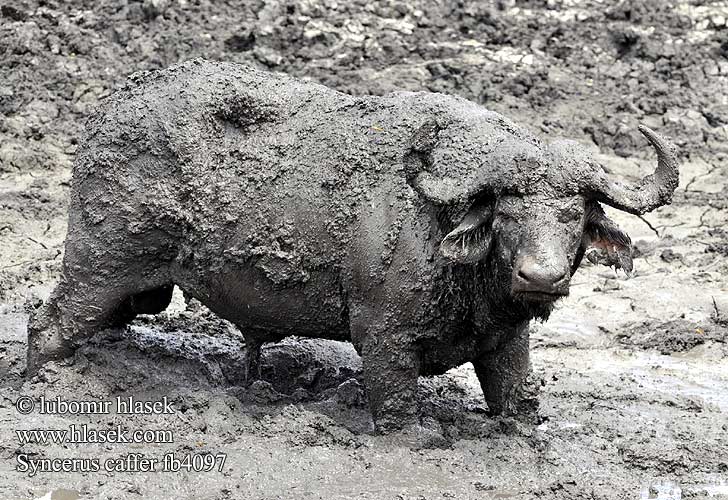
[1,0,728,498]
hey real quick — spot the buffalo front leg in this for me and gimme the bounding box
[473,322,531,416]
[242,335,262,385]
[360,331,421,432]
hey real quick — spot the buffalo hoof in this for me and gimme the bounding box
[26,302,73,377]
[385,422,450,449]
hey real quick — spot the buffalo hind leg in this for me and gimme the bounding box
[473,323,531,416]
[27,274,171,376]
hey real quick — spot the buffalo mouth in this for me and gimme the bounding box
[514,290,569,303]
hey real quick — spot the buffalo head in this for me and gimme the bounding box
[407,114,679,311]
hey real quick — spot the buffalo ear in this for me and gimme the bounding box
[439,201,493,264]
[582,202,633,274]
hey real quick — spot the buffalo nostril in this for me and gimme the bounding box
[516,260,569,289]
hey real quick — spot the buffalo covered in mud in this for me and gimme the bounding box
[27,59,679,431]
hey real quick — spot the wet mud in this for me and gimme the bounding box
[1,0,727,499]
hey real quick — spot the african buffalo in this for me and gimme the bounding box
[28,59,679,431]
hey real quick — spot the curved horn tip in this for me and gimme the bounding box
[637,124,661,145]
[637,124,653,135]
[637,124,677,157]
[586,124,679,215]
[638,123,679,202]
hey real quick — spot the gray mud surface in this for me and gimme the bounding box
[1,1,727,499]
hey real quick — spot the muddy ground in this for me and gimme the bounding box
[1,0,728,499]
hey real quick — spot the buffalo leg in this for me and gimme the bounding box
[473,323,530,415]
[360,332,421,432]
[242,335,262,385]
[27,237,171,376]
[27,273,157,375]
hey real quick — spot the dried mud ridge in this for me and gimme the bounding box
[1,0,728,499]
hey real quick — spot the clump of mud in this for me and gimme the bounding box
[614,318,728,354]
[77,306,362,400]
